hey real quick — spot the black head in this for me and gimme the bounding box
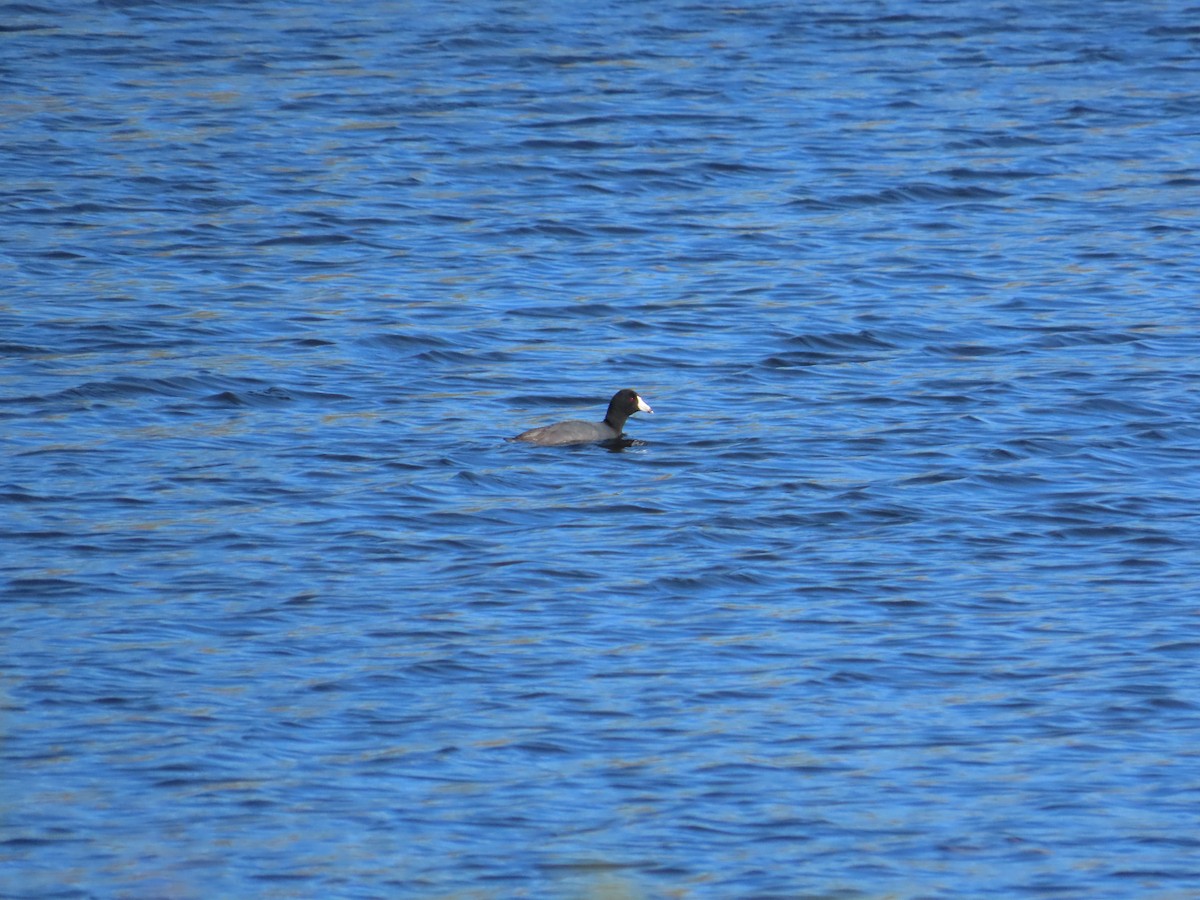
[604,389,653,429]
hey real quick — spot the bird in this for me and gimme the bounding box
[512,388,653,445]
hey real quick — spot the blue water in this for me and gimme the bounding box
[3,1,1200,897]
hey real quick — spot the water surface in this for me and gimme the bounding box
[3,1,1200,897]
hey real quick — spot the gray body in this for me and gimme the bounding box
[514,418,623,446]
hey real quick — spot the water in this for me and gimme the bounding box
[3,1,1199,897]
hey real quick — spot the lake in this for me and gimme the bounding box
[3,1,1199,897]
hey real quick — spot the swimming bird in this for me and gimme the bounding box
[512,388,653,445]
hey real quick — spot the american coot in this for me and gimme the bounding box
[512,388,653,446]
